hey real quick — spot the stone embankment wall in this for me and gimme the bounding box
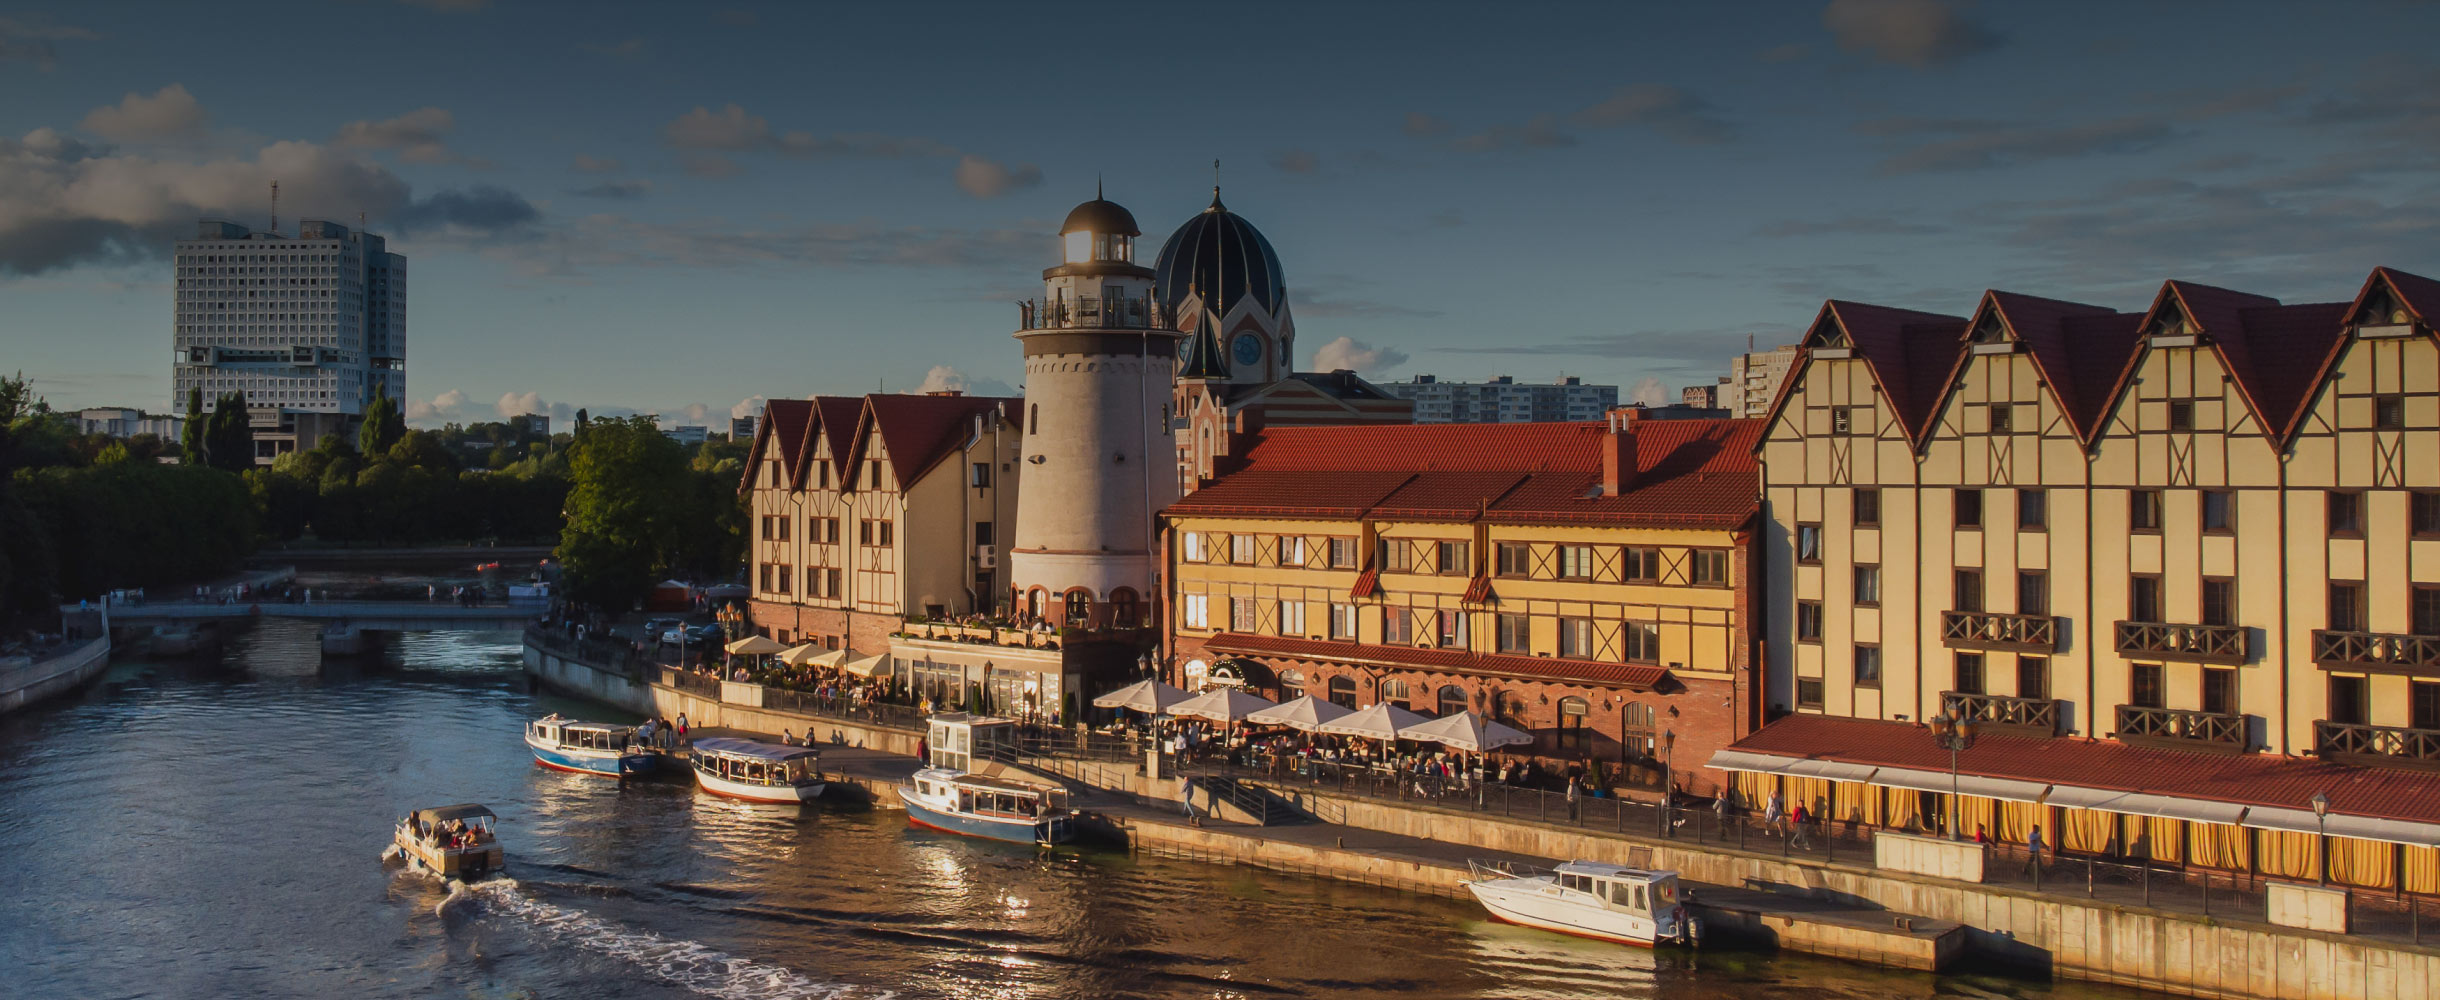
[0,637,111,714]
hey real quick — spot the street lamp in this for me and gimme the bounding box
[2311,790,2331,886]
[1656,729,1678,837]
[1929,710,1979,842]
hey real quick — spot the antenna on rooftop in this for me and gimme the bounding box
[269,180,280,236]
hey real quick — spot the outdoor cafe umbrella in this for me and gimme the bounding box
[1312,702,1429,741]
[1091,678,1192,715]
[1242,694,1354,732]
[1396,710,1533,753]
[1168,687,1278,725]
[724,635,787,656]
[775,643,825,667]
[842,651,890,678]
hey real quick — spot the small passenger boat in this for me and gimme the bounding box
[392,803,504,878]
[896,714,1075,845]
[689,738,825,803]
[526,714,660,776]
[1463,859,1695,947]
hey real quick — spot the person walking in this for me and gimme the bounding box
[1790,802,1814,849]
[1764,789,1786,837]
[1180,777,1199,826]
[1565,776,1582,821]
[676,712,689,741]
[2021,825,2048,877]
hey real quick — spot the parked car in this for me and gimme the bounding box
[642,618,681,640]
[686,623,726,644]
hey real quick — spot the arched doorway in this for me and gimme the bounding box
[1024,587,1045,622]
[1558,696,1591,754]
[1062,588,1092,626]
[1107,587,1140,627]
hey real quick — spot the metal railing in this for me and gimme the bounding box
[2315,719,2440,769]
[755,687,932,730]
[2313,629,2440,673]
[1939,690,2061,736]
[526,626,651,680]
[1014,293,1171,331]
[2114,620,2249,664]
[1940,611,2061,652]
[656,666,721,698]
[2116,704,2248,751]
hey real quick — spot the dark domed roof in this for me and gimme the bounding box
[1153,190,1286,318]
[1060,198,1139,237]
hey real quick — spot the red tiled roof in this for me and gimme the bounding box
[1165,418,1762,529]
[1348,568,1379,598]
[1816,300,1971,445]
[1982,291,2142,443]
[2116,281,2350,448]
[738,399,813,495]
[2373,265,2440,325]
[856,394,1019,488]
[1722,713,2440,825]
[807,396,865,481]
[1204,632,1675,690]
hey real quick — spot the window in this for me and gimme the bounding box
[2416,586,2440,636]
[2018,488,2047,530]
[1853,565,1881,606]
[1795,600,1824,642]
[1558,544,1594,579]
[1624,546,1660,582]
[2017,571,2047,616]
[1795,524,1822,564]
[1329,603,1358,640]
[2328,675,2368,726]
[1182,532,1204,562]
[1989,404,2013,434]
[775,565,791,594]
[1437,541,1470,575]
[2130,575,2163,623]
[758,563,772,592]
[2330,581,2366,632]
[1379,539,1412,573]
[1495,542,1532,577]
[1496,613,1530,653]
[2201,490,2235,533]
[2202,667,2237,716]
[1435,611,1467,647]
[2130,663,2165,709]
[859,520,873,545]
[1624,621,1661,662]
[1379,678,1410,709]
[1438,685,1469,718]
[2202,578,2236,628]
[2130,490,2163,532]
[1028,403,1038,434]
[1064,589,1092,625]
[1831,407,1852,435]
[1854,488,1881,528]
[2167,399,2194,432]
[2330,492,2364,536]
[1277,600,1307,636]
[1326,675,1357,709]
[1329,537,1357,569]
[1691,549,1729,586]
[1384,608,1413,645]
[823,568,841,597]
[1231,597,1256,632]
[1954,569,1984,614]
[974,521,994,546]
[1854,645,1883,688]
[1277,536,1307,567]
[2016,656,2047,699]
[1954,653,1985,695]
[1230,534,1254,564]
[970,461,991,488]
[867,460,883,490]
[1182,594,1209,629]
[1955,488,1984,529]
[1797,677,1825,709]
[1559,617,1592,658]
[2414,492,2440,538]
[2376,394,2406,430]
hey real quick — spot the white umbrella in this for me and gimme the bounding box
[1244,694,1355,732]
[1092,678,1192,714]
[806,648,849,668]
[1397,711,1533,752]
[1313,702,1429,741]
[1169,687,1278,724]
[775,643,824,666]
[724,634,787,656]
[842,651,890,677]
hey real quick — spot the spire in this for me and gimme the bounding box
[1208,157,1225,213]
[1176,281,1229,379]
[1096,173,1103,200]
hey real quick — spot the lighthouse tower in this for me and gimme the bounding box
[1008,191,1183,629]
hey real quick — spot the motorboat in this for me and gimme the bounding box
[393,803,504,878]
[689,738,824,803]
[1463,859,1696,947]
[526,714,660,776]
[895,713,1075,845]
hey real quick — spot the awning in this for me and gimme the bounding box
[2241,806,2322,836]
[1782,759,1881,783]
[2098,793,2249,826]
[2328,814,2440,848]
[1705,750,1802,774]
[2041,785,2135,811]
[1866,767,2050,803]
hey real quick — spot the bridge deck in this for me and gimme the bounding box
[95,600,541,625]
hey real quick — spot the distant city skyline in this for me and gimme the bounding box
[5,0,2437,426]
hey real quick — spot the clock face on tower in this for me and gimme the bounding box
[1231,333,1264,368]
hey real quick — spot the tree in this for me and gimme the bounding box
[359,386,404,456]
[205,392,255,472]
[557,416,691,611]
[386,428,457,475]
[181,386,206,462]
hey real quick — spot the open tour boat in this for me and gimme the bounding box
[1464,859,1697,947]
[526,714,660,776]
[688,738,825,803]
[392,803,504,879]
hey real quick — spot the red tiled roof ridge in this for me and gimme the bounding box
[739,399,814,496]
[855,393,1021,488]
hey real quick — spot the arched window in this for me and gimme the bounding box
[1558,696,1591,754]
[1029,403,1039,434]
[1380,678,1410,709]
[1326,675,1358,709]
[1062,588,1093,626]
[1024,587,1045,621]
[1438,685,1469,719]
[1278,669,1306,700]
[1108,587,1141,627]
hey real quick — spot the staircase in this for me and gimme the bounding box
[1196,775,1299,827]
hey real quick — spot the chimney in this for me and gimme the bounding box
[1602,407,1639,496]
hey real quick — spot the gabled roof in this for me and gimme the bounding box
[1165,418,1763,529]
[849,394,1019,490]
[2370,265,2440,325]
[2117,281,2349,446]
[1789,300,1970,446]
[1977,291,2142,443]
[738,399,813,496]
[805,396,865,483]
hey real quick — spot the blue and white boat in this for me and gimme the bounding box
[526,714,659,777]
[689,738,824,803]
[896,714,1075,845]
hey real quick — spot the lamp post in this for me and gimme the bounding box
[1656,729,1678,837]
[1929,710,1978,842]
[2311,790,2331,886]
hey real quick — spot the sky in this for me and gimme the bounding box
[4,0,2438,427]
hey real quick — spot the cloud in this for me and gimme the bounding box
[1756,215,1946,237]
[914,365,1016,397]
[1821,0,2003,68]
[495,391,548,419]
[1401,112,1450,137]
[333,107,458,164]
[953,155,1041,198]
[406,389,469,422]
[1569,84,1735,144]
[730,396,767,420]
[664,104,770,150]
[80,84,207,142]
[1628,377,1670,407]
[0,130,537,275]
[1871,115,2175,173]
[571,179,652,199]
[580,38,645,58]
[0,15,100,69]
[1270,149,1320,173]
[1309,336,1410,374]
[571,154,622,173]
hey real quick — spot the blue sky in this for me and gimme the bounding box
[5,0,2437,426]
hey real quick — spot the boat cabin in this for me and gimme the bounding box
[926,713,1016,772]
[532,717,640,753]
[911,770,1068,819]
[1553,861,1680,915]
[691,738,820,788]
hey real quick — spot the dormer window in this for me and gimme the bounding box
[2147,304,2194,339]
[1970,312,2008,344]
[1805,323,1850,349]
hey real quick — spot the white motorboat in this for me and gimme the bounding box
[689,738,825,803]
[1464,859,1695,947]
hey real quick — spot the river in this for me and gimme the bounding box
[0,619,2147,1000]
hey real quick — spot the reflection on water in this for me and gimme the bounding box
[0,617,2148,999]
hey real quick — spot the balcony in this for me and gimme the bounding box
[1939,690,2062,737]
[1940,611,2060,653]
[2312,630,2440,676]
[2115,704,2249,753]
[2315,720,2440,771]
[1015,292,1171,332]
[2112,621,2247,664]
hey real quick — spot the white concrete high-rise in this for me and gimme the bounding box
[1379,374,1618,423]
[170,219,405,463]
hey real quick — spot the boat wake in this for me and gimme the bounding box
[466,879,891,1000]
